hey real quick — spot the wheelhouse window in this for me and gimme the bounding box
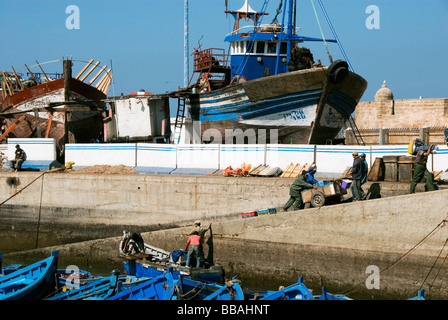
[267,42,277,54]
[256,41,265,54]
[280,42,287,55]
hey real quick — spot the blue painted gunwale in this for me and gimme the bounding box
[0,251,58,300]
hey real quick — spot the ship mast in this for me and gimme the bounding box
[184,0,189,88]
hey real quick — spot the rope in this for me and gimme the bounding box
[380,218,447,274]
[0,172,46,206]
[35,173,45,249]
[338,216,448,298]
[420,237,448,293]
[310,0,332,63]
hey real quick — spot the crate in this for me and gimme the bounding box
[256,208,277,216]
[341,180,352,189]
[242,211,257,219]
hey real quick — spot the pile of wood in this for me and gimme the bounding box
[281,163,315,178]
[72,165,138,174]
[249,165,282,177]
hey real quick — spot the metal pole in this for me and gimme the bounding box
[184,0,189,88]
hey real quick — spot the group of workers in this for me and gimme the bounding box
[282,153,369,212]
[283,144,438,212]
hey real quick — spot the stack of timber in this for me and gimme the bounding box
[281,163,315,178]
[249,165,282,177]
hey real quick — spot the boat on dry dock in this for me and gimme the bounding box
[0,59,112,156]
[168,0,367,145]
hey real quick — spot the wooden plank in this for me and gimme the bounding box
[0,115,26,141]
[95,69,111,89]
[87,65,107,85]
[291,164,306,178]
[11,66,24,90]
[281,163,295,177]
[45,114,53,138]
[35,60,50,82]
[74,59,94,80]
[79,61,100,82]
[367,158,384,182]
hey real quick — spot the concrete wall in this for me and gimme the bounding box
[5,189,448,299]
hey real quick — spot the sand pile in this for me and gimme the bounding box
[72,165,138,174]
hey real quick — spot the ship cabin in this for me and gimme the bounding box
[225,25,296,81]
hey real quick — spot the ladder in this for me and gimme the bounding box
[347,115,365,145]
[173,97,186,144]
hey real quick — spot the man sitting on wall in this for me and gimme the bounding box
[10,144,26,172]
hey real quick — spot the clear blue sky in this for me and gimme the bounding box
[1,0,447,107]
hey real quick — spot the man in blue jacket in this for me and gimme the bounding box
[306,166,319,185]
[350,151,365,201]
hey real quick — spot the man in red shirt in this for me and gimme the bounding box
[185,231,201,268]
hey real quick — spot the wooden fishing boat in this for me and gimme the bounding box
[0,251,59,300]
[170,0,367,145]
[172,276,244,300]
[0,58,111,155]
[46,270,122,300]
[257,277,315,300]
[107,268,176,300]
[120,232,225,284]
[407,289,425,300]
[0,253,22,276]
[316,287,351,300]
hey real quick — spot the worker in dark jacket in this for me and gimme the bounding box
[283,170,316,211]
[350,151,365,201]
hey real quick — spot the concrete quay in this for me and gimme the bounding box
[0,171,441,251]
[1,171,448,299]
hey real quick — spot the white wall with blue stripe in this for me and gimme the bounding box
[2,138,447,175]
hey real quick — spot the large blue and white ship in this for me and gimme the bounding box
[171,0,367,145]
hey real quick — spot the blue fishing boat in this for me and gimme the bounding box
[120,232,224,284]
[107,268,176,300]
[408,289,425,300]
[1,253,22,276]
[172,276,244,300]
[172,0,367,145]
[316,286,351,300]
[123,258,225,284]
[203,277,245,300]
[46,270,122,300]
[55,268,94,289]
[0,251,59,300]
[258,277,315,300]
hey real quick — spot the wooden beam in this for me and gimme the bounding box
[79,61,100,82]
[74,59,94,80]
[95,69,111,89]
[87,65,107,85]
[0,115,26,141]
[34,108,42,138]
[35,60,50,82]
[45,114,53,138]
[11,66,24,90]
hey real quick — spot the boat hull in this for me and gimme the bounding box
[186,67,367,144]
[123,259,224,284]
[1,78,106,152]
[0,251,58,300]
